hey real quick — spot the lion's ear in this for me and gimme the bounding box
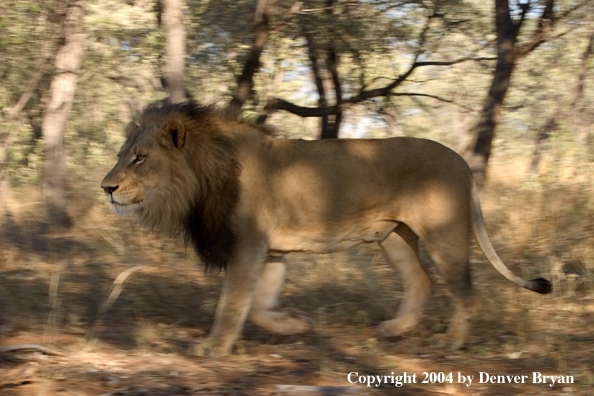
[161,119,186,149]
[124,122,139,137]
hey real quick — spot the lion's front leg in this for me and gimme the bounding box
[191,245,267,358]
[248,256,314,334]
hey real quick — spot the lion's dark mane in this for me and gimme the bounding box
[183,132,240,273]
[136,101,275,272]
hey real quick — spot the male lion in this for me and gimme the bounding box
[101,102,551,357]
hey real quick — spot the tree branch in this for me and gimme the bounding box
[262,97,340,117]
[517,0,554,59]
[516,0,589,59]
[389,92,475,111]
[261,56,495,117]
[514,0,531,38]
[342,56,495,104]
[270,1,302,33]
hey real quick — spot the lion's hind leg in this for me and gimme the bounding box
[423,227,477,349]
[378,224,432,338]
[248,256,314,334]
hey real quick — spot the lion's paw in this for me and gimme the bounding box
[434,333,466,350]
[249,308,314,334]
[283,308,315,333]
[377,317,417,337]
[189,340,231,358]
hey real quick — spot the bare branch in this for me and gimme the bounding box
[270,1,302,33]
[389,92,475,111]
[414,57,497,67]
[262,56,495,117]
[0,344,64,356]
[517,0,589,59]
[558,0,591,19]
[262,97,340,117]
[517,0,554,58]
[343,56,495,104]
[515,0,531,37]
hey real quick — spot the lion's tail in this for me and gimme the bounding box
[470,180,552,294]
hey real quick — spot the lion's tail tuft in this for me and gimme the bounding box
[527,277,553,294]
[470,179,553,295]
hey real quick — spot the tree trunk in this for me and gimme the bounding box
[466,0,559,189]
[305,34,330,138]
[529,118,556,174]
[319,0,342,139]
[40,0,84,229]
[164,0,186,103]
[228,0,275,112]
[465,0,521,189]
[321,47,342,139]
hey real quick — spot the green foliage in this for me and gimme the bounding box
[0,0,592,190]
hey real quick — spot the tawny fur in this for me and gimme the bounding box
[101,101,551,358]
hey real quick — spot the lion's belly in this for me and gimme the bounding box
[267,219,398,254]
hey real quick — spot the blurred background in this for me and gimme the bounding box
[1,0,593,215]
[0,1,593,395]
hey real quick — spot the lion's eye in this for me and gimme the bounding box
[133,155,146,165]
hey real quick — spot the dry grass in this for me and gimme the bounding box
[1,156,593,395]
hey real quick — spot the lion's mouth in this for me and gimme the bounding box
[109,198,143,217]
[111,200,143,206]
[107,195,143,206]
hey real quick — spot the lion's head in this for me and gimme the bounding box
[101,102,244,271]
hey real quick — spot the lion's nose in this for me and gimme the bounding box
[102,185,119,195]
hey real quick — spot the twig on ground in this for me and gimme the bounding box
[83,266,144,351]
[0,344,65,356]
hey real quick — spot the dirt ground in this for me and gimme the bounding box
[1,163,593,396]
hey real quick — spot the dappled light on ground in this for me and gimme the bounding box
[1,159,593,395]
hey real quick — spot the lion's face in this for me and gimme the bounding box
[101,125,157,216]
[101,119,198,231]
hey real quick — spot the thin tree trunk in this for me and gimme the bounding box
[466,0,558,189]
[320,0,342,139]
[2,55,51,197]
[40,0,85,228]
[321,46,342,139]
[465,50,516,188]
[465,0,522,189]
[6,56,51,119]
[164,0,186,103]
[1,9,59,218]
[570,28,594,147]
[530,27,594,173]
[530,118,556,173]
[228,0,275,112]
[305,34,329,138]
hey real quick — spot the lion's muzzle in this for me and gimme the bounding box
[101,184,119,203]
